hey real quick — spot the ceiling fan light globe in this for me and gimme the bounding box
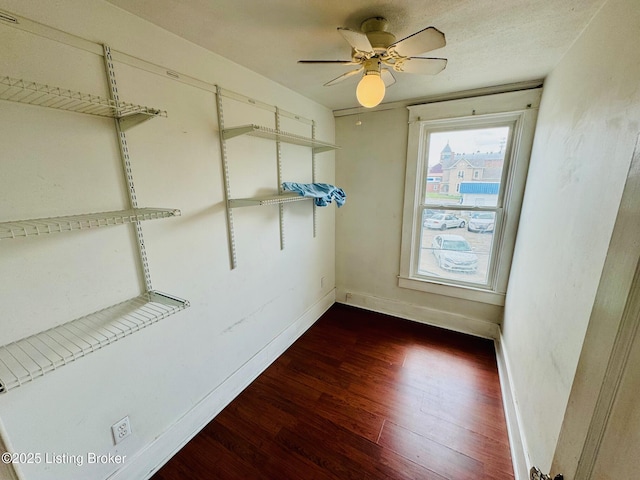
[356,73,385,108]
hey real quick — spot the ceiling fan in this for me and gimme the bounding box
[299,17,447,108]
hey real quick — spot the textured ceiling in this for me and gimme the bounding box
[106,0,605,111]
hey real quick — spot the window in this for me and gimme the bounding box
[399,90,540,305]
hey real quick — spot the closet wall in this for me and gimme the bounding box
[0,1,336,479]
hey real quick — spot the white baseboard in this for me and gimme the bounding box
[337,290,500,339]
[495,330,530,480]
[107,289,336,480]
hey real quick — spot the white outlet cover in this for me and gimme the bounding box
[111,416,131,445]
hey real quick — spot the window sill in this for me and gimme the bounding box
[397,275,505,306]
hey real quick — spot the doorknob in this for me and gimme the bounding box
[530,466,563,480]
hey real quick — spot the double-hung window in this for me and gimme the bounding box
[399,90,540,305]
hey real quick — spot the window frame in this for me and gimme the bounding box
[398,90,541,306]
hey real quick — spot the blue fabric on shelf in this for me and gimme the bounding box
[282,182,346,207]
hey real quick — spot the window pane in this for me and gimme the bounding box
[418,208,495,285]
[425,127,509,207]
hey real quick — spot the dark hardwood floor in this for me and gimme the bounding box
[152,304,514,479]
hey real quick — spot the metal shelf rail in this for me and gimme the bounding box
[0,75,166,130]
[228,193,312,208]
[0,291,190,393]
[222,124,338,153]
[0,75,166,118]
[0,208,180,240]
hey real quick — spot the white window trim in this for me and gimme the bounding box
[398,89,541,306]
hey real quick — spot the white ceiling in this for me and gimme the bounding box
[106,0,605,111]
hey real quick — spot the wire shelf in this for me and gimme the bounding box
[0,208,181,240]
[229,193,312,208]
[0,76,167,119]
[222,124,339,153]
[0,291,189,393]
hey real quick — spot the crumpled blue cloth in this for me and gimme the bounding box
[282,182,346,207]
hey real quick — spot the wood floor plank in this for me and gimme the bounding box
[386,408,514,478]
[377,420,483,479]
[151,304,514,479]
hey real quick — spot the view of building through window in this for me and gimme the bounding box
[417,127,509,286]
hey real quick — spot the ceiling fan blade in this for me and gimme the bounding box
[394,57,447,75]
[381,68,396,87]
[389,27,445,57]
[323,67,364,87]
[337,27,374,56]
[298,60,358,64]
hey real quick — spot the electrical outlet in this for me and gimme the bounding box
[111,416,131,445]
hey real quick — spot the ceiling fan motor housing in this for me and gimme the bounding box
[361,17,396,52]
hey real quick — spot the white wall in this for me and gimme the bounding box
[0,1,336,479]
[502,0,640,471]
[335,108,503,337]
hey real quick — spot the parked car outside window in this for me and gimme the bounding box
[431,234,478,273]
[424,213,466,230]
[467,212,495,232]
